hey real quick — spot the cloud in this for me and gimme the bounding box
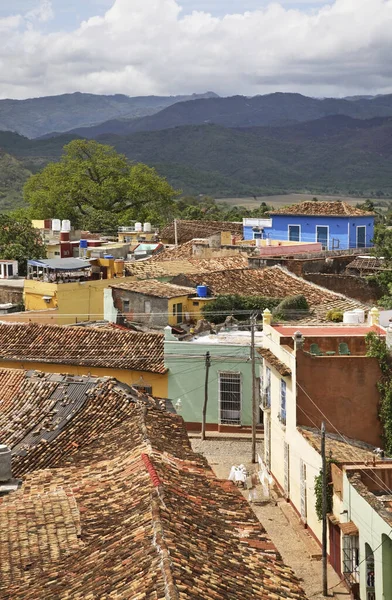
[1,0,392,99]
[26,0,54,22]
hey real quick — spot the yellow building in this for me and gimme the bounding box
[25,258,132,325]
[0,322,168,397]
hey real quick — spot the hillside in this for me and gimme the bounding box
[0,92,219,138]
[55,92,392,139]
[0,150,32,210]
[1,115,392,206]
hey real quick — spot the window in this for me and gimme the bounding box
[300,459,307,522]
[316,226,329,249]
[7,264,13,277]
[123,299,130,313]
[132,384,153,395]
[264,414,271,470]
[265,367,271,408]
[288,225,300,242]
[218,372,241,425]
[357,226,366,248]
[343,535,360,586]
[193,301,199,306]
[253,231,263,240]
[284,442,290,498]
[280,379,286,424]
[144,300,151,314]
[54,251,60,256]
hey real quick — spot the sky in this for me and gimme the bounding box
[0,0,392,100]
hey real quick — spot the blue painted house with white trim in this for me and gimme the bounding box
[243,201,375,250]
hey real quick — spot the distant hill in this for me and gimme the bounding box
[0,91,219,138]
[1,115,392,208]
[53,92,392,139]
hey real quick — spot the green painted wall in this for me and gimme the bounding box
[165,339,259,425]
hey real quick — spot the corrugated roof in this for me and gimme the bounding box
[28,258,91,270]
[0,368,308,600]
[271,201,375,217]
[0,323,166,374]
[110,280,195,298]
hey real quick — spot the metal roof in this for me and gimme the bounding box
[28,258,91,271]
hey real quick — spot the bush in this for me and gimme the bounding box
[272,295,309,319]
[326,310,343,323]
[202,294,281,324]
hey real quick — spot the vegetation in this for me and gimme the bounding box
[370,224,392,307]
[24,140,178,228]
[326,309,344,323]
[273,295,309,320]
[365,332,392,455]
[0,214,46,275]
[314,461,334,521]
[201,294,282,324]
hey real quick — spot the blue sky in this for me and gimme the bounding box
[0,0,391,100]
[0,0,328,31]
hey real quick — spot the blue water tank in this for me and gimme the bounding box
[197,285,208,298]
[80,239,88,249]
[104,254,114,259]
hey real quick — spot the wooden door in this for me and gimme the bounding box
[329,522,342,577]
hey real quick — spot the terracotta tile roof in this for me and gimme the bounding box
[0,369,307,599]
[299,427,376,463]
[271,201,375,217]
[347,470,392,528]
[110,279,194,298]
[258,348,292,376]
[176,265,366,323]
[0,323,166,374]
[125,254,249,278]
[161,220,243,244]
[339,521,359,536]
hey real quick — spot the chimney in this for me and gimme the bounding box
[293,331,305,351]
[0,445,12,482]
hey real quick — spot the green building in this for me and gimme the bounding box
[164,328,263,431]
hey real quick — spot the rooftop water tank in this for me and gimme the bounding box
[0,445,12,482]
[135,222,142,232]
[353,309,365,324]
[343,311,360,325]
[143,222,152,233]
[61,219,71,232]
[52,219,61,231]
[197,285,208,298]
[80,239,88,249]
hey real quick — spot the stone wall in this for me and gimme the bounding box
[0,285,23,305]
[303,273,383,304]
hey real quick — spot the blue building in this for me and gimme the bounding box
[243,202,375,250]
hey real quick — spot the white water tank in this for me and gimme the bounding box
[353,309,365,324]
[255,238,262,248]
[343,311,360,325]
[52,219,61,231]
[143,222,152,233]
[61,219,71,232]
[0,445,11,482]
[135,222,142,232]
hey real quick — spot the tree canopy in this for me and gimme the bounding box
[0,214,46,275]
[24,140,178,228]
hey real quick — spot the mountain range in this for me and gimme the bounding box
[1,90,392,211]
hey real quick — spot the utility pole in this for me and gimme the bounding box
[251,313,257,463]
[201,351,211,440]
[321,421,328,596]
[174,218,178,247]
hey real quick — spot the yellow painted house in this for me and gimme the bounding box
[25,258,134,325]
[0,322,168,398]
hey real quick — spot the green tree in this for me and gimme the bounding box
[0,214,46,275]
[24,139,178,228]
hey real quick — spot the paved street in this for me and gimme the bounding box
[191,437,350,600]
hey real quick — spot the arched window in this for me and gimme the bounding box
[365,543,375,600]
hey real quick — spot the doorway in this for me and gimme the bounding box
[316,226,329,250]
[329,522,342,577]
[357,226,366,248]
